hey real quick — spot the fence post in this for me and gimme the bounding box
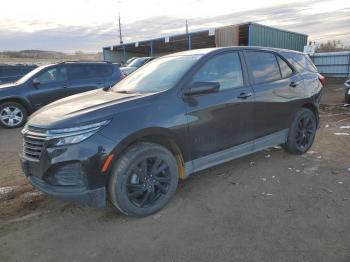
[123,45,127,63]
[150,41,154,57]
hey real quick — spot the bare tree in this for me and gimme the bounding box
[317,40,350,52]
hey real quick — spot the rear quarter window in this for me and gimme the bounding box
[284,53,318,73]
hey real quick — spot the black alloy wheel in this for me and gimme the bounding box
[126,157,171,208]
[295,114,316,151]
[108,142,178,217]
[283,108,317,155]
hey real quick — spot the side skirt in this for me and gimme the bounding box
[184,129,289,178]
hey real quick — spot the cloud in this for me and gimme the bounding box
[0,0,349,52]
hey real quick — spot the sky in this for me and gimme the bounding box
[0,0,349,52]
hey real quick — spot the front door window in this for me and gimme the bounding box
[36,67,67,83]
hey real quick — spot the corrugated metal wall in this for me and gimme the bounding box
[248,23,307,52]
[103,22,309,62]
[215,25,239,47]
[311,52,350,77]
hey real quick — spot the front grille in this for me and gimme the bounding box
[22,126,48,161]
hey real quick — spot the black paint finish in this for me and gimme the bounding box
[20,47,323,207]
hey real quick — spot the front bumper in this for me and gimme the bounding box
[20,133,115,208]
[25,171,106,207]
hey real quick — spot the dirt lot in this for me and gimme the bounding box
[0,79,350,262]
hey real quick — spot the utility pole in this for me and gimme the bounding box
[186,20,191,50]
[118,13,123,45]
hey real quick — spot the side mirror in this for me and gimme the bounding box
[184,81,220,96]
[32,78,40,87]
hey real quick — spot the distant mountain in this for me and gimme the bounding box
[0,50,102,62]
[20,50,67,56]
[1,50,69,59]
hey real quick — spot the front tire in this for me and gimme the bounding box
[108,142,179,217]
[0,102,27,128]
[283,108,317,155]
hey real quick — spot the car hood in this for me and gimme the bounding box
[28,89,155,128]
[0,82,20,89]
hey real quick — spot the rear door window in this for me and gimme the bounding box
[192,52,244,91]
[93,65,113,77]
[276,56,293,78]
[246,51,281,84]
[69,65,87,80]
[69,64,112,80]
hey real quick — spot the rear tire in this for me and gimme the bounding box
[0,102,27,129]
[283,108,317,155]
[108,142,179,217]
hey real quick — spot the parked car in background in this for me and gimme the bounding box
[0,64,37,84]
[120,57,154,75]
[126,57,137,65]
[21,47,324,217]
[345,79,350,104]
[0,61,122,128]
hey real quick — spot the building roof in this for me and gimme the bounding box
[103,22,307,56]
[104,29,214,54]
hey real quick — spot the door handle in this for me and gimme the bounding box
[237,92,252,99]
[290,82,299,88]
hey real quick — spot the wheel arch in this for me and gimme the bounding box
[0,97,33,114]
[110,127,187,180]
[301,102,319,126]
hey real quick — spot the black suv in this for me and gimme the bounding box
[0,62,122,128]
[21,47,324,216]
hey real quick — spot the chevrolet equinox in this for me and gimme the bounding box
[21,47,324,217]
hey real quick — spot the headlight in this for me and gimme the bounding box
[48,120,110,146]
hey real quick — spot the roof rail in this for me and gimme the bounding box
[58,60,112,64]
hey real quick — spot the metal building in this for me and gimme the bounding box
[311,51,350,77]
[103,22,308,63]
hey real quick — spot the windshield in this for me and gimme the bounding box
[112,55,201,94]
[127,58,149,68]
[16,65,51,84]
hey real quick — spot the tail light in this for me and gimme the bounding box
[318,74,326,86]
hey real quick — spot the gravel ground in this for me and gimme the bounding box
[0,79,349,262]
